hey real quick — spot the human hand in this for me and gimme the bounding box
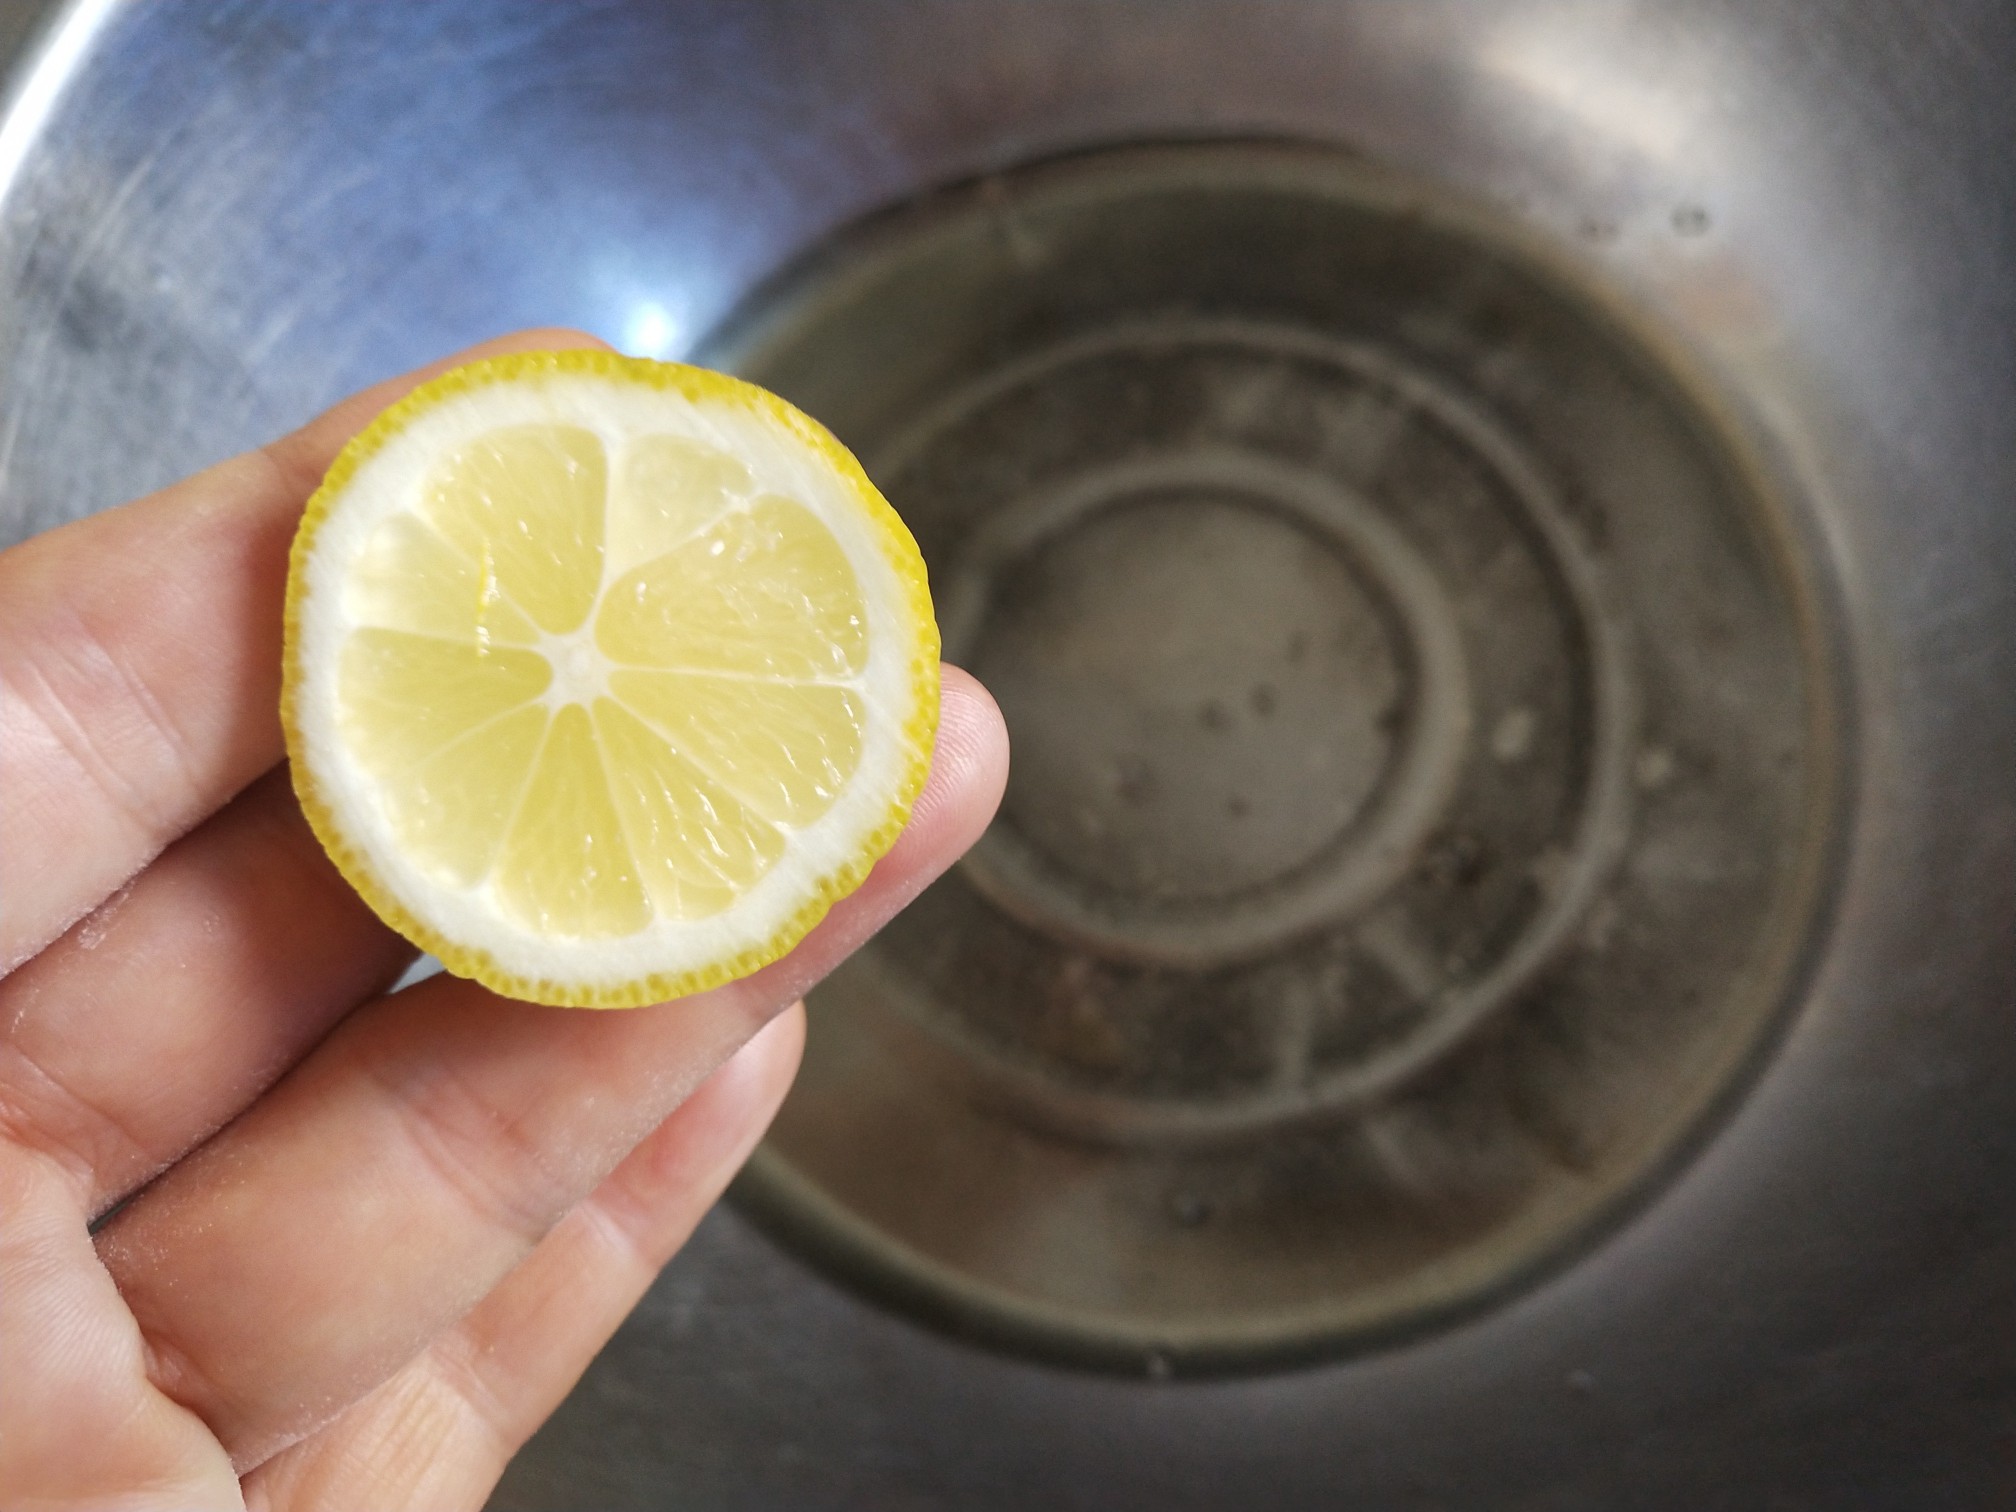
[0,330,1009,1509]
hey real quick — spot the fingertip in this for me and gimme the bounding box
[468,326,613,357]
[910,662,1009,847]
[667,999,802,1165]
[939,661,1006,749]
[740,999,807,1107]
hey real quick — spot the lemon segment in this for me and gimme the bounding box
[591,696,786,918]
[337,630,552,771]
[283,350,939,1007]
[342,512,541,647]
[379,703,550,888]
[421,423,609,636]
[596,495,869,677]
[609,670,864,826]
[492,703,651,938]
[606,433,753,575]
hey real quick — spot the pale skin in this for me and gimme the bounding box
[0,329,1011,1509]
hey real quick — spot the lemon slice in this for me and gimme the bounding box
[282,351,939,1007]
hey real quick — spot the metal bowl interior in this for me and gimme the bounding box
[711,139,1843,1375]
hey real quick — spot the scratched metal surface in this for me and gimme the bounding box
[0,2,2009,1507]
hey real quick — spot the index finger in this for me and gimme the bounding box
[0,329,608,972]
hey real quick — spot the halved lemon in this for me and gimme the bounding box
[282,350,939,1007]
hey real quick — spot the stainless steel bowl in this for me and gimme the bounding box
[2,3,2010,1507]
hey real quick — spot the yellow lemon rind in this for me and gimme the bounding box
[282,348,940,1009]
